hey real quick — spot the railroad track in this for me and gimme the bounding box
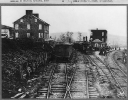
[36,52,100,99]
[105,52,127,98]
[11,62,55,99]
[11,50,78,99]
[69,53,99,99]
[10,51,127,99]
[83,54,103,98]
[113,52,127,75]
[11,62,77,99]
[87,54,127,98]
[36,63,78,99]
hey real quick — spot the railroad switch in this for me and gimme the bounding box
[117,92,125,98]
[66,86,70,91]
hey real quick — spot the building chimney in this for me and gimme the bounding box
[33,13,39,18]
[26,10,33,15]
[96,28,98,30]
[86,36,87,41]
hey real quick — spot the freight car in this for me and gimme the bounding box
[73,42,83,52]
[53,43,74,62]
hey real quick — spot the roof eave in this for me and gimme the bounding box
[32,15,50,25]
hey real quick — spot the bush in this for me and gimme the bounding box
[2,39,53,98]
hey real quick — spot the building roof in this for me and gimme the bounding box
[1,25,13,29]
[32,15,50,26]
[92,39,102,43]
[13,13,50,25]
[91,28,107,32]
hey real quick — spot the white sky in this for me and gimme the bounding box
[1,6,127,37]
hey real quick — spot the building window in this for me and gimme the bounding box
[1,29,4,33]
[40,33,43,38]
[35,19,37,22]
[91,33,93,36]
[27,24,30,29]
[15,32,19,38]
[102,38,104,42]
[44,25,46,31]
[1,29,9,34]
[46,34,47,39]
[100,44,102,47]
[15,24,19,30]
[39,24,42,30]
[95,43,98,47]
[20,19,23,22]
[45,33,48,39]
[46,26,49,31]
[44,33,46,39]
[46,33,48,39]
[4,29,8,33]
[102,32,104,36]
[39,33,41,38]
[27,33,30,38]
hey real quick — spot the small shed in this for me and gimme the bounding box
[92,39,102,47]
[92,39,107,50]
[1,25,14,39]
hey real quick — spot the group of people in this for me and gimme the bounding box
[99,47,108,56]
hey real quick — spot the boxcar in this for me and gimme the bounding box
[53,43,74,62]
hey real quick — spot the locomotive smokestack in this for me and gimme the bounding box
[86,36,87,41]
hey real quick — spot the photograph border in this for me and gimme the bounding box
[0,2,127,100]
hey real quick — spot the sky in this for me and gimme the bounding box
[1,6,127,39]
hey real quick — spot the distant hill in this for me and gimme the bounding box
[50,32,127,48]
[107,34,127,48]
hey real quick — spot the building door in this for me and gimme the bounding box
[95,43,98,47]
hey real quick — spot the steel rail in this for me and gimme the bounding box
[95,56,127,83]
[112,53,127,76]
[11,92,24,98]
[64,62,78,99]
[85,71,89,98]
[111,70,127,83]
[84,55,101,78]
[46,63,57,99]
[87,55,111,82]
[83,54,91,98]
[105,62,126,97]
[83,54,100,99]
[63,63,69,99]
[97,55,127,83]
[64,51,78,98]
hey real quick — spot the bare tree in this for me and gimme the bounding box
[78,32,82,41]
[66,31,73,43]
[57,32,74,43]
[59,33,66,43]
